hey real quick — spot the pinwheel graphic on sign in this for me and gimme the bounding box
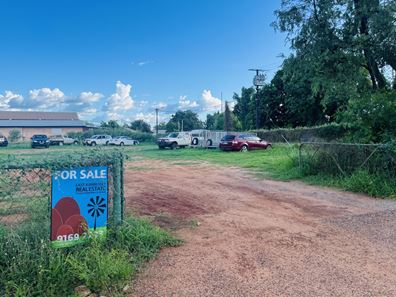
[88,196,106,230]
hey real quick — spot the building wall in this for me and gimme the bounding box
[0,127,84,141]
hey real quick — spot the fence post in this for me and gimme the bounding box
[112,155,123,225]
[120,154,125,221]
[299,143,304,171]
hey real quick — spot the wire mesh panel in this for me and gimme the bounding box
[299,142,396,178]
[0,150,125,232]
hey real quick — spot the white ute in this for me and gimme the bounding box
[157,132,191,149]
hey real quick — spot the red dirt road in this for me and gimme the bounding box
[125,160,396,297]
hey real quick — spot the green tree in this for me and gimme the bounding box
[130,120,151,133]
[233,87,255,130]
[274,0,395,91]
[224,102,234,131]
[165,110,203,132]
[8,129,21,142]
[206,111,241,131]
[100,120,120,128]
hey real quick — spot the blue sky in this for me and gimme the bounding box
[0,0,289,125]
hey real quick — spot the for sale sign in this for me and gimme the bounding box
[51,166,108,248]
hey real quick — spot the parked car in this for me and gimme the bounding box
[31,134,50,148]
[49,135,79,146]
[219,134,272,152]
[0,135,8,147]
[157,132,191,149]
[83,135,112,146]
[108,136,139,146]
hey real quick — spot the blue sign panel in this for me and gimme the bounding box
[51,166,108,248]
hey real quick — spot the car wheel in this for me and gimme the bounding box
[240,145,248,152]
[106,141,109,146]
[91,142,96,146]
[266,144,272,149]
[159,146,165,150]
[120,142,124,146]
[206,139,213,147]
[59,142,64,146]
[171,142,178,150]
[191,138,199,145]
[73,141,78,145]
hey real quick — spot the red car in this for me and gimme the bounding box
[219,134,272,152]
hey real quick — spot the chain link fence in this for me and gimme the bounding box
[0,150,125,233]
[298,142,396,179]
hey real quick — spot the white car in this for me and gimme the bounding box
[83,135,112,146]
[108,136,139,146]
[157,132,191,149]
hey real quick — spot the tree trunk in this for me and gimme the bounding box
[354,0,386,89]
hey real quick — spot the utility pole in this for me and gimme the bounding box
[155,108,159,135]
[249,68,266,130]
[221,92,223,113]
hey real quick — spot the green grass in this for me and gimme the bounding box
[124,144,396,198]
[1,142,395,199]
[126,144,302,180]
[0,199,180,296]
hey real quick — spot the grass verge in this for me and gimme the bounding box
[127,144,396,198]
[0,200,180,296]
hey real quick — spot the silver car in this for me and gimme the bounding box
[108,136,139,146]
[83,135,112,146]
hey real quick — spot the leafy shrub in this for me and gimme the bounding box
[340,90,396,143]
[252,123,348,143]
[8,129,21,143]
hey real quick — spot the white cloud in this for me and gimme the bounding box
[131,60,154,66]
[104,81,134,119]
[137,100,148,108]
[28,87,66,109]
[135,112,156,124]
[202,89,221,111]
[79,91,103,104]
[179,95,199,110]
[0,91,24,109]
[153,102,167,109]
[78,108,99,120]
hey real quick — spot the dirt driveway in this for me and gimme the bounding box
[125,160,396,297]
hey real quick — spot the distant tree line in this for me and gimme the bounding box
[100,119,151,133]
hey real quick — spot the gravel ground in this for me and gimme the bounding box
[125,160,396,297]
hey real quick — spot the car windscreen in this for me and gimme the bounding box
[168,133,179,138]
[222,135,236,141]
[33,135,47,139]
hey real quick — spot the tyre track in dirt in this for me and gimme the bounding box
[125,160,396,297]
